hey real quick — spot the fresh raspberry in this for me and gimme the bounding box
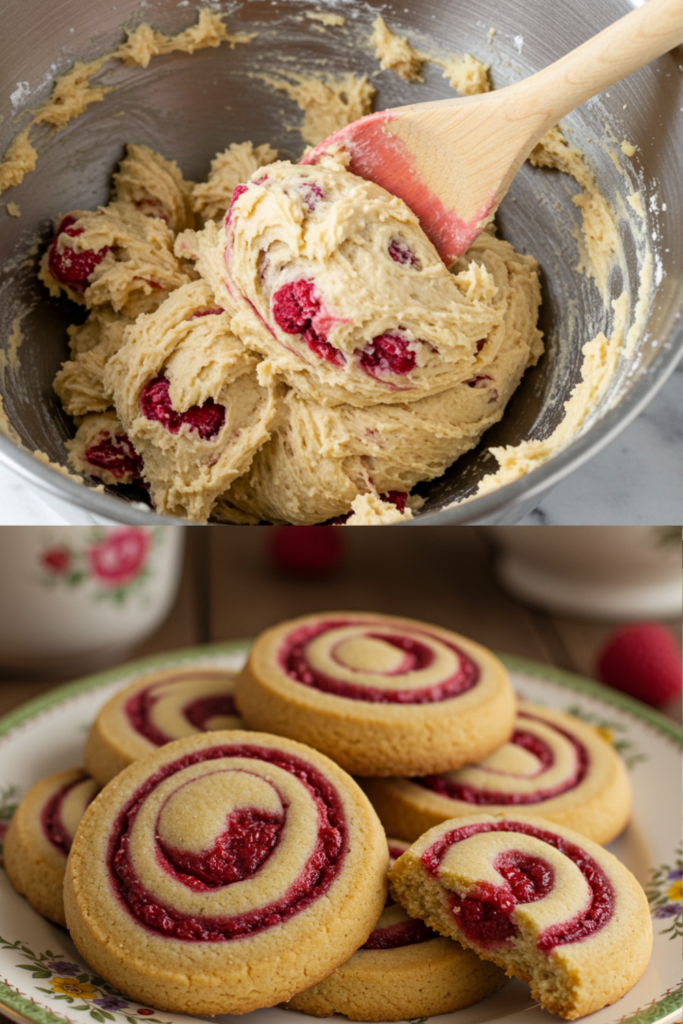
[359,333,416,376]
[465,375,494,388]
[85,432,144,481]
[140,375,225,441]
[267,526,345,575]
[596,623,682,705]
[271,280,345,367]
[272,279,320,333]
[47,215,109,292]
[181,401,225,440]
[388,238,420,268]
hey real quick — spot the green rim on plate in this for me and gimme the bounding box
[0,643,679,747]
[0,643,679,1024]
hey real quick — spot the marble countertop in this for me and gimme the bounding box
[1,359,681,526]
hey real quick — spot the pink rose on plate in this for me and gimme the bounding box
[87,528,150,588]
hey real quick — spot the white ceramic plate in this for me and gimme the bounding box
[0,644,680,1024]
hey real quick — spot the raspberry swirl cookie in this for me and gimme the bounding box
[85,666,243,785]
[286,838,507,1020]
[65,731,387,1015]
[389,813,653,1020]
[362,703,631,845]
[235,612,515,776]
[4,768,99,925]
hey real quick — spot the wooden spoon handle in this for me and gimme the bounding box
[512,0,683,130]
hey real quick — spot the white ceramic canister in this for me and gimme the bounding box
[485,526,682,620]
[0,526,185,675]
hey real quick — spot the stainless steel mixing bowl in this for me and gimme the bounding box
[1,0,681,524]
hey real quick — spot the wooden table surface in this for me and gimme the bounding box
[1,526,680,722]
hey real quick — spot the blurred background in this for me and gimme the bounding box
[0,524,679,723]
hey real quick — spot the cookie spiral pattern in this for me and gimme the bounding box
[65,731,388,1016]
[287,837,506,1020]
[419,709,588,804]
[108,742,348,940]
[235,613,515,776]
[389,813,653,1020]
[85,667,242,785]
[279,618,479,703]
[4,768,99,925]
[362,703,631,844]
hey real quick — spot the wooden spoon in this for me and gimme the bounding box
[301,0,683,263]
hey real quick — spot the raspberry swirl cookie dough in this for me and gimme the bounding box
[65,731,388,1015]
[31,70,542,522]
[234,612,515,776]
[4,768,99,926]
[202,158,507,408]
[389,813,653,1020]
[286,837,507,1020]
[85,666,243,785]
[362,703,631,845]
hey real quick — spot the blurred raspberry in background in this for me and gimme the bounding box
[267,527,345,577]
[596,623,682,706]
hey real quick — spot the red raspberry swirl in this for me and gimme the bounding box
[278,618,479,704]
[362,840,435,950]
[108,743,347,940]
[415,712,589,804]
[41,774,97,856]
[362,916,434,950]
[421,820,614,953]
[124,671,238,746]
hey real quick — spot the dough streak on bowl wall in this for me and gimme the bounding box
[0,3,657,524]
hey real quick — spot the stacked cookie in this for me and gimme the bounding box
[5,613,652,1021]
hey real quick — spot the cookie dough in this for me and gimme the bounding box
[40,135,541,522]
[198,157,513,409]
[258,73,375,148]
[191,141,278,225]
[216,228,542,524]
[103,280,276,521]
[66,410,144,486]
[370,16,492,95]
[39,197,193,318]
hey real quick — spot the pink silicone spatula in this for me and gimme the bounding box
[302,0,683,263]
